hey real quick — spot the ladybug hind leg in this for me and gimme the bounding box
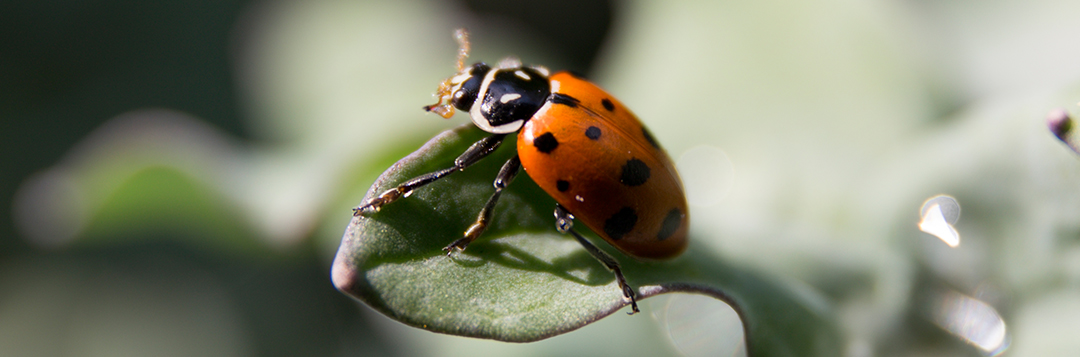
[353,133,507,216]
[553,205,640,315]
[444,155,521,255]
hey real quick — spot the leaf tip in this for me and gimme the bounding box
[331,223,360,294]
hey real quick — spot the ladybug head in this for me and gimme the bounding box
[449,62,491,112]
[423,29,551,134]
[424,62,489,119]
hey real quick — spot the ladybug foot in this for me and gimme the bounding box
[622,284,640,315]
[442,238,471,256]
[443,220,487,256]
[352,200,384,217]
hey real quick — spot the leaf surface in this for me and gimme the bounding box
[332,125,842,355]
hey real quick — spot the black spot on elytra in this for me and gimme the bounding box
[620,158,651,186]
[604,207,637,240]
[556,180,570,192]
[533,132,559,153]
[601,98,615,112]
[550,93,579,108]
[642,127,660,149]
[657,208,683,241]
[585,126,601,140]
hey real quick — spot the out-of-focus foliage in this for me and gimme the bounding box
[5,0,1080,355]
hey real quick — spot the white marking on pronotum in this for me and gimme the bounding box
[514,70,531,81]
[450,72,472,85]
[470,69,524,134]
[500,93,521,103]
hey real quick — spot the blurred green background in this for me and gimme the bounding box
[4,0,1080,356]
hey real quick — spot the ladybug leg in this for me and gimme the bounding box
[553,205,640,315]
[353,134,507,216]
[444,155,521,255]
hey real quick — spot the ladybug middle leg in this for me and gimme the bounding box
[353,133,507,216]
[443,155,521,255]
[554,205,640,315]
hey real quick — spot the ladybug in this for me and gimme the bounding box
[354,29,688,314]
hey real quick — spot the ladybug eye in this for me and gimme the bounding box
[450,63,490,111]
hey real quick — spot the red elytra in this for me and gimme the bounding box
[517,71,687,259]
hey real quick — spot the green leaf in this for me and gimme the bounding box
[332,125,842,355]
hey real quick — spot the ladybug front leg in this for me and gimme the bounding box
[443,155,521,255]
[553,205,640,315]
[353,134,507,216]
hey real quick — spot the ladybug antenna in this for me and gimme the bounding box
[424,28,472,118]
[453,28,470,72]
